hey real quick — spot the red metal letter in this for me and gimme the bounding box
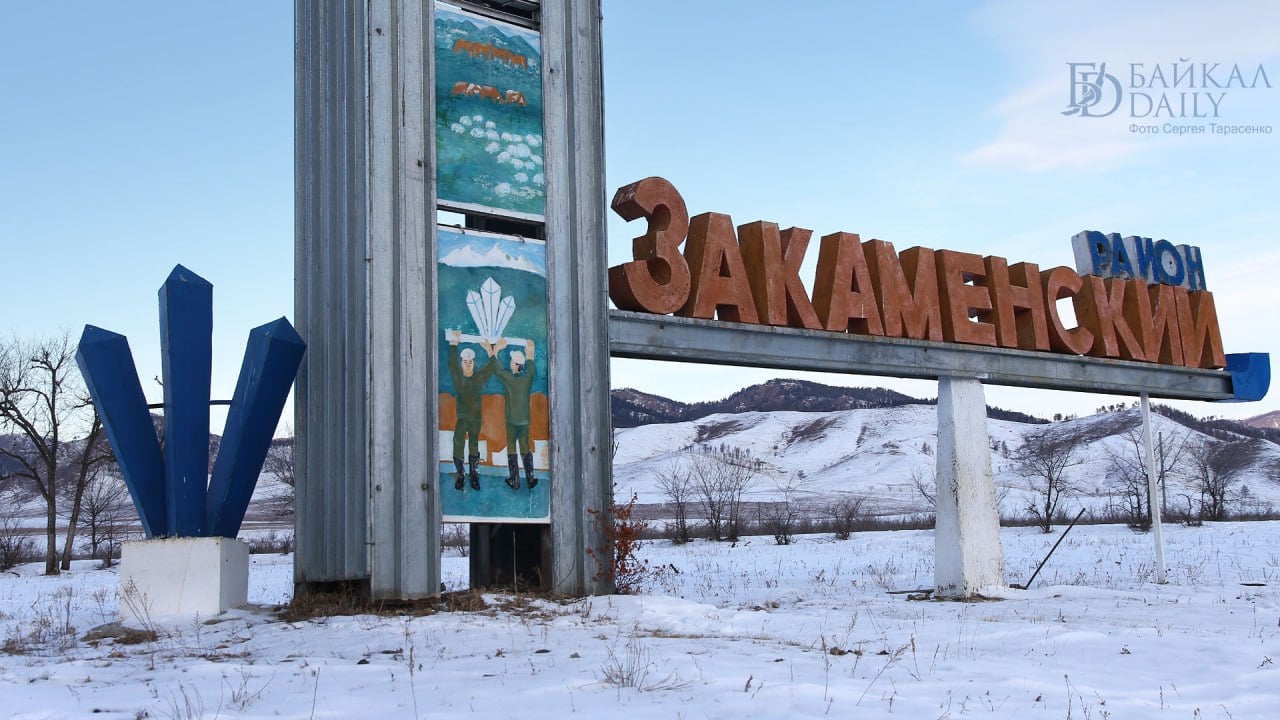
[607,177,692,314]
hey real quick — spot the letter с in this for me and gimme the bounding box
[1040,267,1094,355]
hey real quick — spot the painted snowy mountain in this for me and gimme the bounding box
[439,241,544,274]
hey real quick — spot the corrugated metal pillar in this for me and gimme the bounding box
[365,0,439,601]
[295,0,371,591]
[295,0,440,600]
[542,0,614,595]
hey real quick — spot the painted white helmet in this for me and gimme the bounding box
[460,348,476,360]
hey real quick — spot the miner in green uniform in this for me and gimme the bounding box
[447,330,495,490]
[494,338,537,489]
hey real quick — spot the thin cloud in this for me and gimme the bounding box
[964,0,1280,172]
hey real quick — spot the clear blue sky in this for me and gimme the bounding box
[2,1,1277,428]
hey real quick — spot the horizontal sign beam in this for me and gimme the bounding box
[608,310,1239,401]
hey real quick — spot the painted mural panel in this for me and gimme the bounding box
[435,2,544,220]
[438,227,550,522]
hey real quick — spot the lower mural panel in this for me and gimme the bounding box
[437,226,550,522]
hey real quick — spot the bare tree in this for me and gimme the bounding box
[758,470,809,546]
[1105,428,1188,530]
[0,334,114,575]
[79,472,132,567]
[827,495,865,540]
[58,419,114,570]
[1187,439,1256,521]
[655,460,694,544]
[261,437,296,520]
[1011,427,1085,533]
[909,464,936,509]
[689,446,757,541]
[262,438,296,487]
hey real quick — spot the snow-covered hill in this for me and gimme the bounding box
[614,405,1280,521]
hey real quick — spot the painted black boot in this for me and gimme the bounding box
[505,454,521,490]
[522,452,537,489]
[468,454,481,490]
[453,458,466,491]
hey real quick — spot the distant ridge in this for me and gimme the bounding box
[1246,410,1280,431]
[1155,404,1280,445]
[611,378,1047,428]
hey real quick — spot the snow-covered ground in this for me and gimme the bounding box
[4,521,1280,718]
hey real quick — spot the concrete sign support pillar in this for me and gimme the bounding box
[934,376,1005,598]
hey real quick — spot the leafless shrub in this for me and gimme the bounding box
[79,473,132,567]
[160,683,206,720]
[1011,427,1085,533]
[1187,439,1258,521]
[827,496,865,540]
[260,436,296,520]
[656,460,694,544]
[688,446,757,541]
[442,523,469,557]
[0,491,35,571]
[758,471,809,546]
[1170,490,1204,526]
[598,634,689,691]
[1105,427,1188,531]
[909,465,936,509]
[2,586,78,655]
[247,531,292,555]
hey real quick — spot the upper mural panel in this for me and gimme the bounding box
[435,2,545,220]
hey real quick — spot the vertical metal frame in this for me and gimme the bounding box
[295,0,372,588]
[296,0,440,599]
[542,0,613,594]
[298,0,610,598]
[365,0,440,600]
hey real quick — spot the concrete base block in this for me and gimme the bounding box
[934,377,1006,598]
[119,537,250,626]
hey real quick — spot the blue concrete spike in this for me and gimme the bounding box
[159,264,213,537]
[75,326,168,538]
[206,318,306,538]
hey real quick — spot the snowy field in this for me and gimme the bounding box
[612,406,1280,523]
[3,522,1280,719]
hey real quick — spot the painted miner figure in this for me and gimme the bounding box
[447,329,495,490]
[494,338,537,489]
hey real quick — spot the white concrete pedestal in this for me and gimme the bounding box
[119,537,250,626]
[934,377,1006,598]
